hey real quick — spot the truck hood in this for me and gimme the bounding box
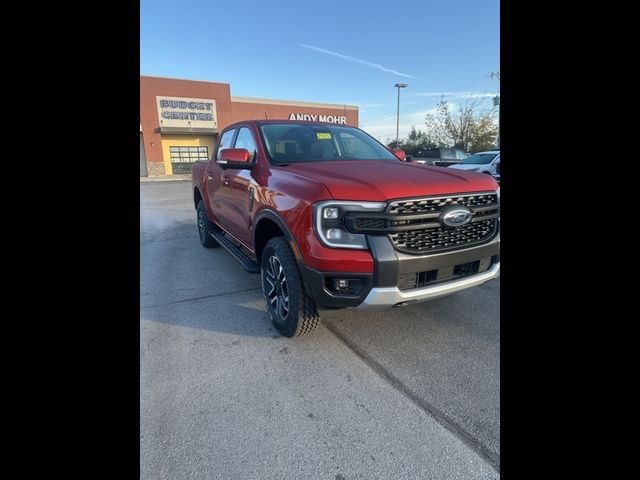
[283,160,498,201]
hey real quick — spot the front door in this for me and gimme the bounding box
[207,128,236,229]
[216,126,258,245]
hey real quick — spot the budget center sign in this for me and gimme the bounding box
[156,96,218,129]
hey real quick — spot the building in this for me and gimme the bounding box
[140,75,359,176]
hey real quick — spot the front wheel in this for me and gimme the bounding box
[261,237,319,337]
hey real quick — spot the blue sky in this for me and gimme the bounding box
[141,0,499,142]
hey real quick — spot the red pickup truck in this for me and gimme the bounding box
[192,120,500,337]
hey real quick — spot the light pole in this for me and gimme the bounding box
[395,83,407,149]
[490,72,500,148]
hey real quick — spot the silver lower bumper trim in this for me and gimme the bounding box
[357,263,500,309]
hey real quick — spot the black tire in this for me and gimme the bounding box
[261,237,319,337]
[196,200,220,248]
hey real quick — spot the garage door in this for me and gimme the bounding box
[169,146,209,174]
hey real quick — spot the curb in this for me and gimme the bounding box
[140,176,191,184]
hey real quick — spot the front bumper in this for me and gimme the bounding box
[357,263,499,309]
[299,233,500,309]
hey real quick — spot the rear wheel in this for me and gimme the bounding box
[261,237,319,337]
[196,200,219,248]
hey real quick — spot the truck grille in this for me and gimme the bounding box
[389,193,497,214]
[346,192,499,255]
[390,219,497,253]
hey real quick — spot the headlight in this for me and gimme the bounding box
[314,200,386,249]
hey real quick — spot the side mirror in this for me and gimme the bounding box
[218,148,253,169]
[405,155,414,161]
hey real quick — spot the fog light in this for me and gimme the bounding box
[323,207,339,219]
[325,228,342,240]
[333,279,350,291]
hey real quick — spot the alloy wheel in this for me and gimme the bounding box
[265,255,289,321]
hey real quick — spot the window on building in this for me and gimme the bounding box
[169,146,209,173]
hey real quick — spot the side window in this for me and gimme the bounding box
[425,149,439,158]
[216,129,236,161]
[233,127,258,160]
[441,149,454,159]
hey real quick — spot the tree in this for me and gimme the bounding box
[424,97,498,152]
[404,126,436,155]
[387,127,437,155]
[386,138,402,150]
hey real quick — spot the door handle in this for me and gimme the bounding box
[206,174,213,180]
[222,177,230,185]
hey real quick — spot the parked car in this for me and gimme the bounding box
[411,147,468,166]
[448,150,500,175]
[192,120,500,337]
[492,157,500,184]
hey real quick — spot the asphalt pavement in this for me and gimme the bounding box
[140,181,500,479]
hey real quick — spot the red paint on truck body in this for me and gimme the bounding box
[193,120,498,275]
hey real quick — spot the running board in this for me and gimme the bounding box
[210,231,260,274]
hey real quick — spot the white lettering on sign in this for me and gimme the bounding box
[157,96,218,129]
[288,113,347,124]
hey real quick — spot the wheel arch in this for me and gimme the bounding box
[193,186,204,210]
[253,210,299,263]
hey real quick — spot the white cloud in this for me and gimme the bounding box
[359,106,448,141]
[301,44,429,81]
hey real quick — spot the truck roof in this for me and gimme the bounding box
[223,119,358,129]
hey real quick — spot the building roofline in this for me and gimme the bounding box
[140,75,359,110]
[231,96,358,110]
[140,74,231,85]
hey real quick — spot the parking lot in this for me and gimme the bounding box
[140,181,500,479]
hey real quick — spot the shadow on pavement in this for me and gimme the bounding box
[141,293,278,338]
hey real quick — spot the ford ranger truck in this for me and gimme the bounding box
[192,120,500,337]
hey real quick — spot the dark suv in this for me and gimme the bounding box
[413,148,468,167]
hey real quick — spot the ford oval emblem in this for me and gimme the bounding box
[440,206,473,227]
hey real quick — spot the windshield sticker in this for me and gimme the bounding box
[316,133,331,140]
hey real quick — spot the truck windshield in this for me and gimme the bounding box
[260,123,399,165]
[461,153,498,165]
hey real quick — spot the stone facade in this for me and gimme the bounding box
[146,162,166,176]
